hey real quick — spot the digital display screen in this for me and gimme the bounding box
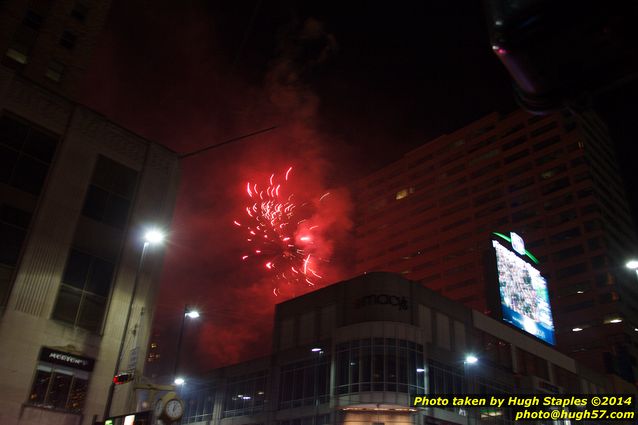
[492,239,555,345]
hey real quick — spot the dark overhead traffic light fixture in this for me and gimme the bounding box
[485,0,638,114]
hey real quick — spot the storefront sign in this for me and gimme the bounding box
[39,347,95,371]
[354,294,409,311]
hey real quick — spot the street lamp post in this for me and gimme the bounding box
[463,354,479,394]
[173,305,200,385]
[310,348,323,425]
[626,260,638,279]
[103,229,165,421]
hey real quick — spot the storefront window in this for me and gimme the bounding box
[27,347,93,413]
[335,338,425,395]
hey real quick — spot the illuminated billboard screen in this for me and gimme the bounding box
[492,239,555,345]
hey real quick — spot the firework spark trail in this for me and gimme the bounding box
[234,167,329,295]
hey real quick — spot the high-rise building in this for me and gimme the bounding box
[352,109,638,383]
[0,0,112,99]
[0,1,180,424]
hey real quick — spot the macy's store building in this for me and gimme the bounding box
[176,273,612,425]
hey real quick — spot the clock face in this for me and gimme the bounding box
[165,398,184,420]
[154,399,164,417]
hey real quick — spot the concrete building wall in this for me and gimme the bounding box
[0,68,179,425]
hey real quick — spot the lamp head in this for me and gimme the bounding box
[144,229,165,245]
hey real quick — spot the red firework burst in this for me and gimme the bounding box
[233,167,329,296]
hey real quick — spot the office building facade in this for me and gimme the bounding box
[0,1,180,424]
[177,273,622,425]
[351,109,638,383]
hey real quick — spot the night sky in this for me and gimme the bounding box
[78,0,638,375]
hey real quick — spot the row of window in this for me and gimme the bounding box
[50,155,138,332]
[3,3,92,81]
[335,338,425,395]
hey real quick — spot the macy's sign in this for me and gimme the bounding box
[354,294,409,311]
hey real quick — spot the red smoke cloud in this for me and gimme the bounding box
[179,18,351,367]
[81,4,353,373]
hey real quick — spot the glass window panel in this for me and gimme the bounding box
[71,3,89,22]
[29,369,51,404]
[0,264,14,307]
[293,369,303,400]
[66,377,87,412]
[303,367,314,399]
[0,145,18,182]
[398,348,408,385]
[47,371,72,408]
[77,294,106,332]
[351,348,359,384]
[1,204,31,228]
[373,346,384,390]
[0,223,25,265]
[86,258,113,296]
[52,285,81,324]
[62,250,91,289]
[337,350,348,387]
[92,157,113,189]
[12,155,47,195]
[23,130,57,162]
[111,166,138,199]
[104,195,130,228]
[82,185,108,221]
[280,370,292,402]
[0,116,29,149]
[386,346,397,387]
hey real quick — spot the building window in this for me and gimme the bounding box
[82,156,138,229]
[3,10,43,67]
[279,356,330,409]
[335,338,424,395]
[504,149,529,164]
[480,332,513,371]
[51,249,115,332]
[516,348,549,380]
[182,387,215,424]
[0,115,59,195]
[529,121,557,137]
[395,187,414,200]
[28,348,94,413]
[223,371,268,417]
[59,31,77,49]
[71,2,89,22]
[45,60,65,82]
[24,10,44,29]
[533,135,561,152]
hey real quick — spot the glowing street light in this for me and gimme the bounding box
[174,305,201,383]
[464,354,479,364]
[144,228,165,245]
[626,260,638,280]
[185,309,200,319]
[174,377,185,385]
[626,260,638,270]
[104,227,167,420]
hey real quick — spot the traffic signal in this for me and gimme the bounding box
[112,372,134,385]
